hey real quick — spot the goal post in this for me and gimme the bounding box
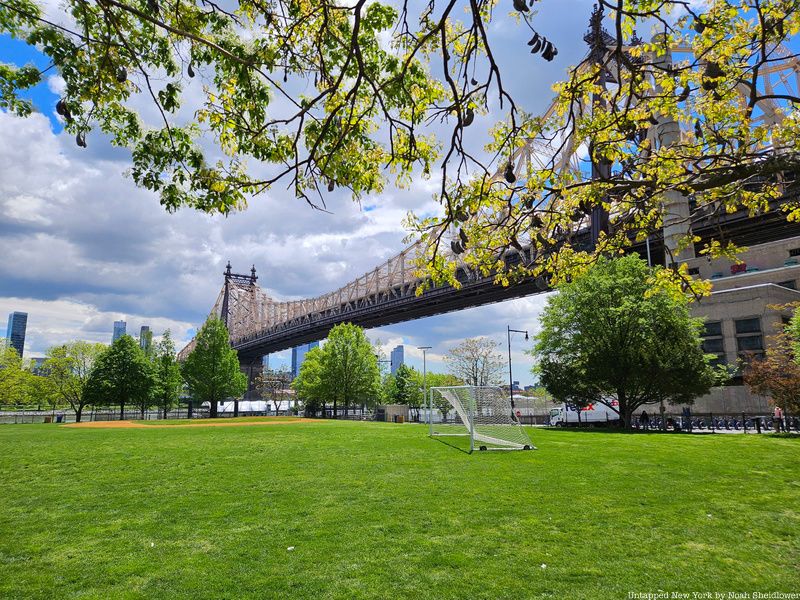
[428,386,535,452]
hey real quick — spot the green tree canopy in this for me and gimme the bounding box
[3,1,798,294]
[151,330,183,419]
[181,318,247,417]
[533,255,716,428]
[291,324,379,417]
[0,345,38,407]
[44,340,107,422]
[85,334,154,419]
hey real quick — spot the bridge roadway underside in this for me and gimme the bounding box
[234,206,800,364]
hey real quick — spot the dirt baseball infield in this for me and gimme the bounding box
[64,417,324,429]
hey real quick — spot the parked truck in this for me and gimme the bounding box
[548,401,620,426]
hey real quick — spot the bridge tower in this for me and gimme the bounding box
[221,262,263,401]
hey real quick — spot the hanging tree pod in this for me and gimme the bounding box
[187,63,195,78]
[504,162,516,184]
[116,66,127,83]
[76,131,87,148]
[513,0,529,13]
[461,107,474,127]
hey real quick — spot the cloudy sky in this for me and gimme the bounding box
[0,1,603,385]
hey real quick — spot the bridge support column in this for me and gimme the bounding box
[653,37,695,266]
[239,358,263,402]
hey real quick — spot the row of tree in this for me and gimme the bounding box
[0,318,247,421]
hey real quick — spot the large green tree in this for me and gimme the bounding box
[151,330,183,419]
[181,318,247,418]
[44,341,107,422]
[0,345,32,407]
[321,323,381,417]
[291,346,326,417]
[3,1,798,293]
[533,255,716,428]
[85,334,154,419]
[291,323,380,417]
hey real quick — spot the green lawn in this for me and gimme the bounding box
[0,421,798,599]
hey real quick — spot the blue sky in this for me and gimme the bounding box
[0,1,601,385]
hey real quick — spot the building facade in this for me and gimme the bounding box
[5,312,27,357]
[139,325,151,350]
[390,344,404,374]
[681,236,800,414]
[112,320,126,343]
[291,341,319,378]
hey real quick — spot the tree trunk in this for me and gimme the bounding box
[75,406,82,423]
[333,398,338,419]
[140,405,145,420]
[119,401,125,420]
[163,406,167,419]
[210,400,218,418]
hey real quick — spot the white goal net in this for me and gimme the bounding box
[428,386,535,452]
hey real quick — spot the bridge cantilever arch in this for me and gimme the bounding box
[177,5,800,386]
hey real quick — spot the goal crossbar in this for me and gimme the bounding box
[428,386,535,453]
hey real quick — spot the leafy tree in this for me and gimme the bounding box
[181,318,247,417]
[0,345,29,406]
[320,324,381,417]
[5,1,797,297]
[43,341,106,422]
[533,255,716,429]
[444,338,504,387]
[382,364,425,420]
[291,324,380,417]
[292,346,326,417]
[745,330,800,415]
[85,335,154,419]
[150,330,183,419]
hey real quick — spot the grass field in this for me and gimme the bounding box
[1,420,798,599]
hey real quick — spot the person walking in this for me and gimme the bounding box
[774,406,784,433]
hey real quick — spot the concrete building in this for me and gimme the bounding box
[680,236,800,415]
[112,320,126,343]
[291,341,319,378]
[5,312,28,357]
[390,344,404,374]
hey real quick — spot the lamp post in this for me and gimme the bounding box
[418,346,432,427]
[507,326,529,410]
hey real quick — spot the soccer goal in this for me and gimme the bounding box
[428,386,535,452]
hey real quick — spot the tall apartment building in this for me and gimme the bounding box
[390,344,405,374]
[5,312,28,357]
[112,320,127,343]
[291,341,319,378]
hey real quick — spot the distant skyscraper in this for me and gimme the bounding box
[262,354,270,371]
[112,320,127,342]
[5,312,28,357]
[291,341,319,378]
[139,325,151,350]
[390,344,405,374]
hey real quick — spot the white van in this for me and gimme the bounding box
[548,401,620,426]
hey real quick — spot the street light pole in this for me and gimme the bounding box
[507,325,529,411]
[418,346,432,430]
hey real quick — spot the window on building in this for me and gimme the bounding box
[789,248,800,257]
[735,317,764,362]
[779,280,797,290]
[688,267,700,276]
[700,320,726,366]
